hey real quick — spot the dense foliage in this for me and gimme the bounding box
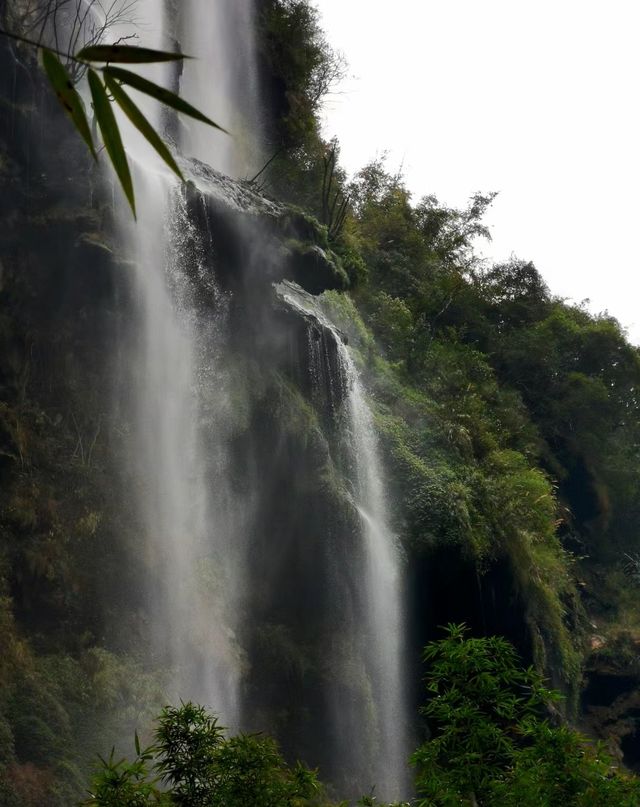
[255,0,640,787]
[87,629,640,806]
[412,626,640,806]
[332,155,640,688]
[256,0,348,219]
[85,702,324,807]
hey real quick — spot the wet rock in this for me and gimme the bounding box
[582,631,640,770]
[283,242,348,294]
[182,159,349,296]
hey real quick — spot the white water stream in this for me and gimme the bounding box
[108,0,258,728]
[344,356,410,798]
[106,0,409,797]
[281,283,411,797]
[123,169,242,723]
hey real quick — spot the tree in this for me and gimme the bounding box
[411,625,640,806]
[254,0,348,215]
[85,702,323,806]
[411,623,559,806]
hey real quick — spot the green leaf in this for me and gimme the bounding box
[104,66,228,133]
[88,69,136,217]
[76,45,191,64]
[105,74,184,181]
[40,49,96,159]
[134,730,141,756]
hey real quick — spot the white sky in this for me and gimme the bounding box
[317,0,640,344]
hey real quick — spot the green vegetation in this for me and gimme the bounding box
[256,0,347,221]
[257,0,640,760]
[341,162,640,680]
[85,702,325,806]
[86,629,640,806]
[412,625,640,806]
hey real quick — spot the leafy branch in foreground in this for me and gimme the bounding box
[84,701,324,807]
[0,29,228,217]
[84,630,640,805]
[412,624,640,807]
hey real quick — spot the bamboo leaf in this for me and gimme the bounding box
[105,74,184,181]
[40,49,96,159]
[88,69,136,217]
[76,45,190,64]
[104,66,228,133]
[134,730,141,756]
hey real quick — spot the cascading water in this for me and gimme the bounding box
[340,348,411,798]
[108,0,411,797]
[278,283,411,798]
[121,171,243,723]
[178,0,262,174]
[109,0,261,730]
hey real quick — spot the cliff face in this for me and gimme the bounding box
[0,43,123,807]
[0,37,395,802]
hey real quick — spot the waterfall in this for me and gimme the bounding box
[340,348,411,798]
[110,0,258,728]
[178,0,262,175]
[278,282,411,798]
[107,0,410,797]
[120,171,243,723]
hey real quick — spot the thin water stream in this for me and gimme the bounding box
[279,282,411,797]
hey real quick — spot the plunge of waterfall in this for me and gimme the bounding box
[106,0,410,796]
[119,169,244,726]
[344,365,411,799]
[179,0,262,175]
[277,282,412,799]
[108,0,259,730]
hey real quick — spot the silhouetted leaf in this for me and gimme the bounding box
[40,49,96,159]
[77,45,190,64]
[88,69,135,217]
[104,66,228,133]
[105,74,184,181]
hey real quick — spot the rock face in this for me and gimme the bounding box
[182,159,349,296]
[581,633,640,769]
[0,37,381,802]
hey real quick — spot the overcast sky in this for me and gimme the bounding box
[316,0,640,344]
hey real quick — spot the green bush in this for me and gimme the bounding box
[85,702,323,807]
[412,625,640,807]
